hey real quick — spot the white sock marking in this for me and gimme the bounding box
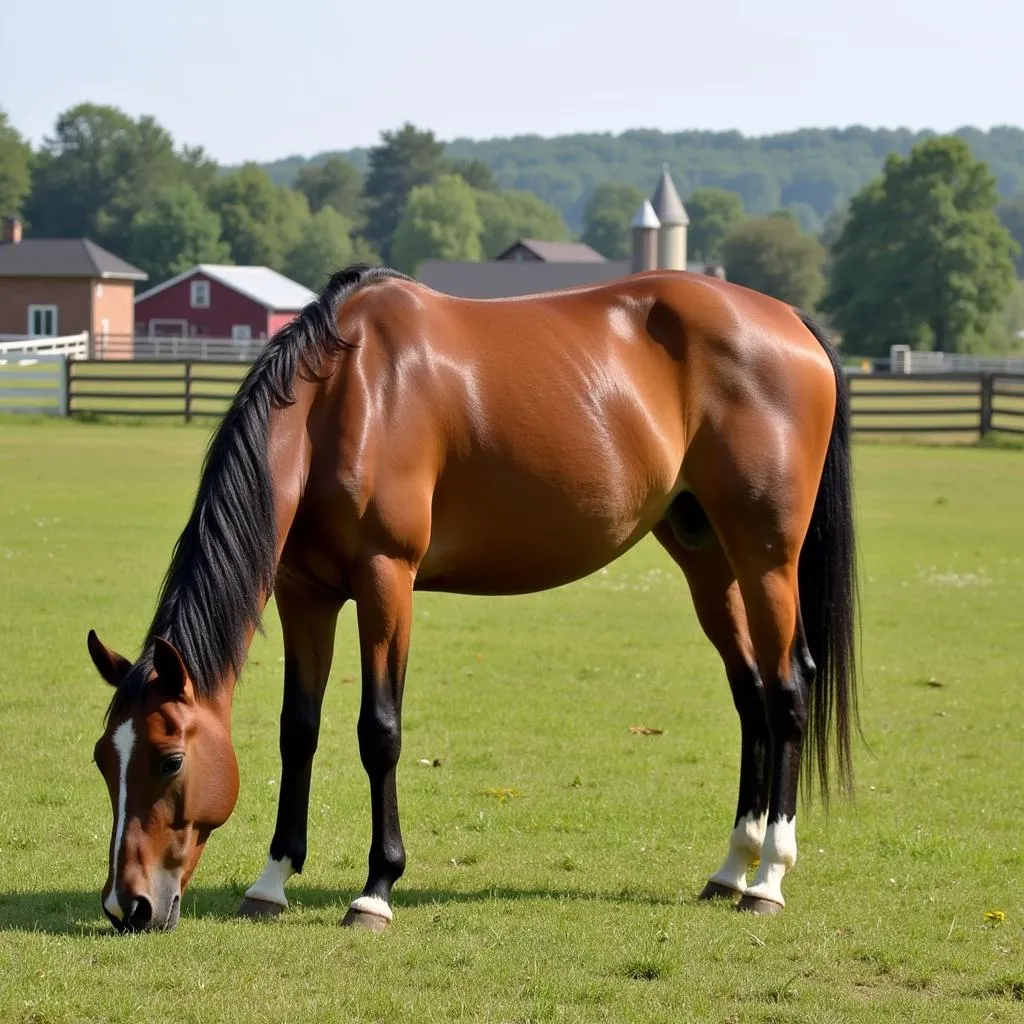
[104,720,135,920]
[708,810,768,893]
[244,855,295,908]
[744,816,797,907]
[350,894,393,921]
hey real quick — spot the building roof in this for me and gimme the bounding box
[0,239,147,280]
[631,200,661,229]
[495,239,607,263]
[650,165,689,226]
[419,260,632,299]
[135,264,317,310]
[419,259,712,300]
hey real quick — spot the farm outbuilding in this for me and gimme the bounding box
[134,265,317,346]
[0,217,146,356]
[418,165,712,299]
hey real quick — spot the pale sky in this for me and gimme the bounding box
[3,0,1021,164]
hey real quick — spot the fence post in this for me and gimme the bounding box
[59,356,70,417]
[184,361,193,424]
[979,372,994,439]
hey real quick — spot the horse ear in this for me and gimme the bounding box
[87,630,132,688]
[151,636,193,702]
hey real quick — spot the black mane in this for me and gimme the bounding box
[111,264,408,712]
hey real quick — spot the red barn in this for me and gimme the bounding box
[134,264,317,344]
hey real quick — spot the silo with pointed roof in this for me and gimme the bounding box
[650,164,689,270]
[630,200,660,273]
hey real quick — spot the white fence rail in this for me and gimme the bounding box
[96,334,265,362]
[0,332,89,359]
[0,355,68,416]
[890,344,1024,375]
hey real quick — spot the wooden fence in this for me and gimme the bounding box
[57,361,1024,440]
[68,360,247,421]
[0,355,68,416]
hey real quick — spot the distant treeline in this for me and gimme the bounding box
[3,106,1022,356]
[249,126,1024,233]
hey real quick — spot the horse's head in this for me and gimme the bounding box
[87,630,239,933]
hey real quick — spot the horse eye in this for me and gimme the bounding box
[161,754,184,776]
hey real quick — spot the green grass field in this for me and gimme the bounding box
[1,421,1023,1023]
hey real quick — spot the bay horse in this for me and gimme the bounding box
[87,264,857,933]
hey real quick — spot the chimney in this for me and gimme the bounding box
[649,164,689,271]
[2,216,23,245]
[630,200,660,273]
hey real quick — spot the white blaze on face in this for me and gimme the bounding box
[103,720,136,920]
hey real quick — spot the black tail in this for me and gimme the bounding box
[796,313,859,804]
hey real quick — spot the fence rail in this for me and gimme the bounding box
[68,360,247,420]
[60,362,1024,440]
[0,332,89,359]
[0,355,69,416]
[95,334,266,362]
[889,344,1024,375]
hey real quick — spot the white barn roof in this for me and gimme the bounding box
[136,264,317,310]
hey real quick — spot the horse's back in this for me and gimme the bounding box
[311,271,836,595]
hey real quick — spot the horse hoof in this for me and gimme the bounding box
[341,907,390,933]
[699,880,743,902]
[236,897,285,919]
[736,894,784,915]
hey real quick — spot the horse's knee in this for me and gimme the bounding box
[357,706,401,774]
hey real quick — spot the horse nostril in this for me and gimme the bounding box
[126,896,153,931]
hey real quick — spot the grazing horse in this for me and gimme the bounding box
[88,264,857,933]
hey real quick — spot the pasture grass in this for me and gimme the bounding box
[1,421,1023,1022]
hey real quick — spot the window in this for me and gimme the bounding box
[96,282,104,298]
[231,324,252,341]
[190,280,210,308]
[28,305,58,337]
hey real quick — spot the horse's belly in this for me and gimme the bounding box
[414,467,673,596]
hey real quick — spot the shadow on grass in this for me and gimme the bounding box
[0,882,687,936]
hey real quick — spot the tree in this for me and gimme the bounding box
[24,103,138,239]
[270,125,1024,237]
[823,137,1019,354]
[580,183,645,259]
[93,115,187,255]
[128,183,231,285]
[22,104,218,260]
[451,158,498,192]
[208,164,310,269]
[0,109,31,218]
[363,123,448,261]
[179,145,220,201]
[998,194,1024,275]
[686,187,745,264]
[391,174,483,273]
[295,157,364,226]
[284,206,358,289]
[984,280,1024,353]
[475,188,569,257]
[722,212,826,309]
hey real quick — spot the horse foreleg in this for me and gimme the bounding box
[238,580,341,917]
[342,556,414,932]
[653,519,769,902]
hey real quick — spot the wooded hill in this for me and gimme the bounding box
[252,126,1024,233]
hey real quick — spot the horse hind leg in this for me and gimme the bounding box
[654,512,770,903]
[688,453,818,914]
